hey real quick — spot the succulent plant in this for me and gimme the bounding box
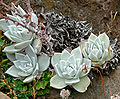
[0,5,38,53]
[45,12,92,52]
[81,33,113,67]
[5,45,50,83]
[50,47,91,92]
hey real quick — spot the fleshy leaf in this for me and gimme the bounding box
[23,75,35,83]
[5,66,20,77]
[25,45,36,59]
[71,46,82,59]
[15,53,26,61]
[38,53,50,72]
[50,75,67,89]
[6,53,15,62]
[61,49,71,61]
[3,45,21,53]
[18,71,30,77]
[31,13,38,25]
[4,31,14,41]
[98,33,109,48]
[65,78,80,85]
[106,46,113,61]
[54,64,63,77]
[51,53,61,66]
[17,5,26,16]
[67,55,76,65]
[72,76,90,93]
[82,48,88,58]
[88,33,97,41]
[88,52,98,61]
[100,49,108,61]
[14,40,31,49]
[0,19,9,32]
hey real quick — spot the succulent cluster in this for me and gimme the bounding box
[45,12,92,52]
[51,47,91,92]
[0,1,119,94]
[0,4,50,83]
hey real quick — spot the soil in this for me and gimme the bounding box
[0,0,120,99]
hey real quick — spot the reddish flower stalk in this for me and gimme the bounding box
[0,14,36,33]
[0,0,54,56]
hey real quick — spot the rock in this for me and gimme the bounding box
[0,92,10,99]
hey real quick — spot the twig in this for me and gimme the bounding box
[0,71,12,95]
[0,14,36,33]
[25,0,33,13]
[88,67,106,99]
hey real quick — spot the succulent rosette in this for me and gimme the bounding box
[81,33,113,67]
[50,47,91,92]
[0,5,38,53]
[5,45,50,83]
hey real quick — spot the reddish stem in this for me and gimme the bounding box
[93,67,106,99]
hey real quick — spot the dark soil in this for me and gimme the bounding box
[0,0,120,99]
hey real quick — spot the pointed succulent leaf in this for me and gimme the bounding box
[31,13,38,25]
[67,55,76,65]
[50,75,67,89]
[0,19,9,32]
[10,35,23,42]
[59,60,66,72]
[71,46,82,59]
[17,5,26,16]
[72,76,90,93]
[98,33,109,48]
[105,46,113,61]
[4,31,14,41]
[7,14,17,23]
[51,53,61,66]
[38,53,50,72]
[25,45,36,59]
[32,63,39,75]
[88,52,98,61]
[54,64,63,77]
[15,53,26,61]
[65,78,80,85]
[5,66,20,77]
[3,44,22,53]
[6,53,15,62]
[14,40,32,49]
[61,49,71,61]
[82,48,88,58]
[88,33,97,42]
[23,75,35,83]
[18,71,30,77]
[100,49,108,61]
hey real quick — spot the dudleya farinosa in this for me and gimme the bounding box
[50,47,91,92]
[0,5,50,83]
[0,5,37,54]
[5,45,50,83]
[81,33,113,67]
